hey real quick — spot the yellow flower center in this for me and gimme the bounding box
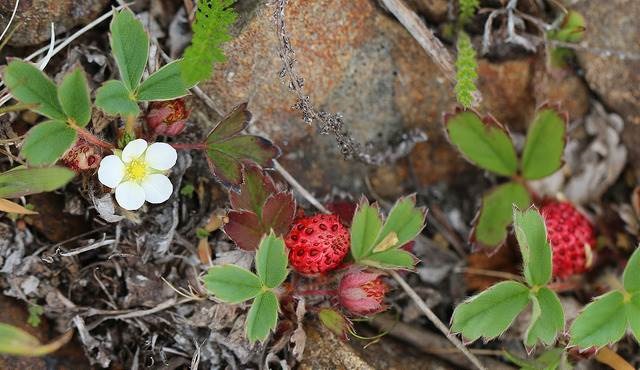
[125,159,148,182]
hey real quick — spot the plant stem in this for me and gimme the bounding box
[124,115,136,135]
[71,125,115,151]
[170,142,206,150]
[595,347,635,370]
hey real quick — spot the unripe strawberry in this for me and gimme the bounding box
[284,214,350,275]
[62,139,101,172]
[541,201,596,279]
[146,98,190,136]
[338,269,389,316]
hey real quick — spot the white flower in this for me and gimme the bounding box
[98,139,177,211]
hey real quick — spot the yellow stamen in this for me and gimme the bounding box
[125,159,148,182]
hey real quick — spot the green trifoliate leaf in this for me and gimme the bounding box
[109,8,149,91]
[95,80,140,116]
[21,120,77,166]
[521,108,567,180]
[451,281,530,342]
[137,60,194,101]
[255,232,288,289]
[569,291,627,349]
[623,247,640,293]
[514,207,552,286]
[525,287,564,347]
[246,290,279,344]
[350,198,382,261]
[374,195,426,250]
[58,67,91,127]
[203,265,262,303]
[445,110,518,176]
[0,167,75,198]
[3,60,65,120]
[361,249,415,270]
[474,182,531,248]
[503,348,568,370]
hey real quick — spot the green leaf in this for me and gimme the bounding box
[521,108,567,180]
[525,287,564,347]
[255,232,288,289]
[137,60,193,101]
[445,110,518,176]
[548,10,585,43]
[246,290,279,343]
[181,0,237,86]
[451,281,530,342]
[203,265,262,303]
[0,323,72,356]
[95,80,140,116]
[57,67,91,127]
[110,8,149,91]
[0,167,75,198]
[350,199,382,261]
[626,293,640,344]
[514,208,552,286]
[623,247,640,293]
[374,196,426,249]
[21,120,77,165]
[569,291,627,348]
[503,348,567,370]
[361,249,416,270]
[474,182,531,248]
[3,60,65,120]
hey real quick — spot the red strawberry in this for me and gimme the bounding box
[285,214,350,275]
[541,201,596,279]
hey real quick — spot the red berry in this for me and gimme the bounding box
[284,214,350,275]
[338,268,389,316]
[146,98,190,136]
[62,139,102,172]
[541,201,596,279]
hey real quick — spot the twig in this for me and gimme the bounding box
[59,239,116,257]
[273,159,329,214]
[455,267,525,282]
[104,297,195,321]
[389,270,487,370]
[371,314,512,369]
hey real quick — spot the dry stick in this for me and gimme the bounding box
[389,270,487,370]
[274,161,486,370]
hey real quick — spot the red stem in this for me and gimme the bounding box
[171,142,207,150]
[74,126,115,151]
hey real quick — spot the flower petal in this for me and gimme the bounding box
[141,174,173,204]
[145,142,177,171]
[115,181,146,210]
[97,155,125,188]
[121,139,148,163]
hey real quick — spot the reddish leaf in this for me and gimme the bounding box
[205,104,280,186]
[207,103,250,143]
[262,192,296,236]
[229,164,277,214]
[224,210,263,251]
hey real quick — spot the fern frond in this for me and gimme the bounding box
[454,31,478,109]
[459,0,480,25]
[181,0,237,86]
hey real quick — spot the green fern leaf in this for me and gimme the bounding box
[454,32,478,109]
[181,0,237,86]
[459,0,480,25]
